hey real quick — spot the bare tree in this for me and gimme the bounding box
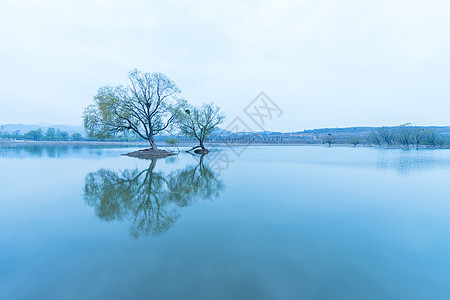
[426,130,443,148]
[83,69,180,150]
[411,128,428,150]
[176,101,225,153]
[396,124,412,148]
[367,131,382,146]
[377,126,396,146]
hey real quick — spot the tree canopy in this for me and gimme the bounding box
[176,101,225,152]
[83,69,180,150]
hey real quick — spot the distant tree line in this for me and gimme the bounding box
[0,126,156,142]
[366,124,445,149]
[320,124,447,148]
[0,128,83,141]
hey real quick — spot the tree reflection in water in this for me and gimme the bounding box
[83,155,224,238]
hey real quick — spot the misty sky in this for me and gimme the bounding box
[1,0,449,132]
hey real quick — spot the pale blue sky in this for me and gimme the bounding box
[1,0,449,131]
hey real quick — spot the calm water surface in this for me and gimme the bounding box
[1,144,450,299]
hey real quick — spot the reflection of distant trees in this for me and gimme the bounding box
[44,146,70,158]
[83,156,224,239]
[0,144,129,159]
[0,145,70,158]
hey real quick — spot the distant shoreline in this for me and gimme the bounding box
[0,140,149,146]
[0,140,448,149]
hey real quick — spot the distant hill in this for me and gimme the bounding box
[212,127,233,135]
[301,126,450,135]
[0,124,85,135]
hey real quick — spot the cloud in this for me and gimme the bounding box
[0,0,449,129]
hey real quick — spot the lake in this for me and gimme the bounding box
[1,144,450,299]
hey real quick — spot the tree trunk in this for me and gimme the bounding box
[149,139,157,150]
[149,159,157,172]
[186,145,201,152]
[187,139,207,153]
